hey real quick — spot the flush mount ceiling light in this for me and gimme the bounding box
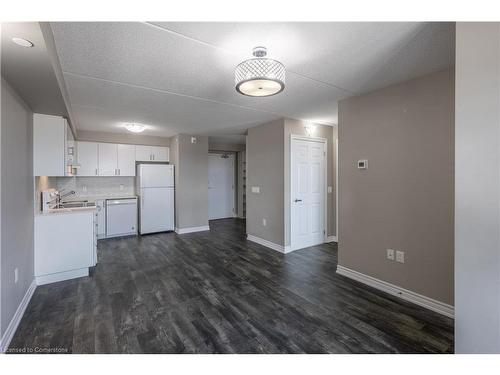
[12,37,34,48]
[235,47,285,97]
[124,123,146,133]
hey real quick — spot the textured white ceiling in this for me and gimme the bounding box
[50,22,454,137]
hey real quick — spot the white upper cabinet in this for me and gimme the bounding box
[152,146,169,161]
[98,143,118,176]
[33,114,68,176]
[75,142,169,177]
[117,144,136,176]
[135,145,169,162]
[77,142,99,176]
[135,145,152,162]
[77,142,136,176]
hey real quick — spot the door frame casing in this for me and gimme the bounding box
[288,135,328,251]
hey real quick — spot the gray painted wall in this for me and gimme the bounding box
[246,119,285,245]
[338,69,455,305]
[284,119,337,246]
[246,118,337,247]
[1,77,34,337]
[455,23,500,353]
[77,130,171,147]
[172,134,209,230]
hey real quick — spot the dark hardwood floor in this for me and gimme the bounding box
[8,218,453,353]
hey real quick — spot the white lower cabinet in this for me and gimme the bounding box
[35,210,95,285]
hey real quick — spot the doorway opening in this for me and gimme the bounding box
[208,153,236,220]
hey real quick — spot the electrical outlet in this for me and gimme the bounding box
[262,218,267,226]
[327,186,333,193]
[14,268,19,283]
[386,249,395,261]
[357,160,368,169]
[396,250,405,263]
[251,186,260,194]
[82,185,87,192]
[119,184,124,191]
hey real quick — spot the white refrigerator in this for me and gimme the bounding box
[137,164,175,234]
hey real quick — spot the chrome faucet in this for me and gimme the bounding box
[48,190,76,208]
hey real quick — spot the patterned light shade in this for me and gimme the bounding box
[235,47,285,97]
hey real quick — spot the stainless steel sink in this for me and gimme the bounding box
[56,201,96,209]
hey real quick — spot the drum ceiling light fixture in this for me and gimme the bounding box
[235,47,285,97]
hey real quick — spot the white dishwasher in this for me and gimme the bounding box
[106,198,138,238]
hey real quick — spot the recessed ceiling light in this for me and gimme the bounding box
[12,37,34,48]
[124,123,146,133]
[235,46,285,97]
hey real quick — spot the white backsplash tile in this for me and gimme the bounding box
[55,176,135,199]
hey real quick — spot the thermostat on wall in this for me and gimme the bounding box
[357,160,368,169]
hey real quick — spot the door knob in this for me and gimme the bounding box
[294,199,302,202]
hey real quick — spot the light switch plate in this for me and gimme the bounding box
[386,249,395,261]
[191,137,197,144]
[327,186,333,193]
[251,186,260,194]
[396,250,405,263]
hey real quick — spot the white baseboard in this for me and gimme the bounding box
[0,280,37,353]
[35,268,88,286]
[247,234,294,254]
[325,235,337,243]
[336,265,454,318]
[175,225,210,234]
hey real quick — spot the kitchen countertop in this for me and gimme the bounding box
[35,206,97,216]
[63,194,138,203]
[35,195,138,216]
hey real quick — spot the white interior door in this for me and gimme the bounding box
[291,138,326,250]
[208,153,235,220]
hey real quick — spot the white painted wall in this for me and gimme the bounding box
[455,22,500,353]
